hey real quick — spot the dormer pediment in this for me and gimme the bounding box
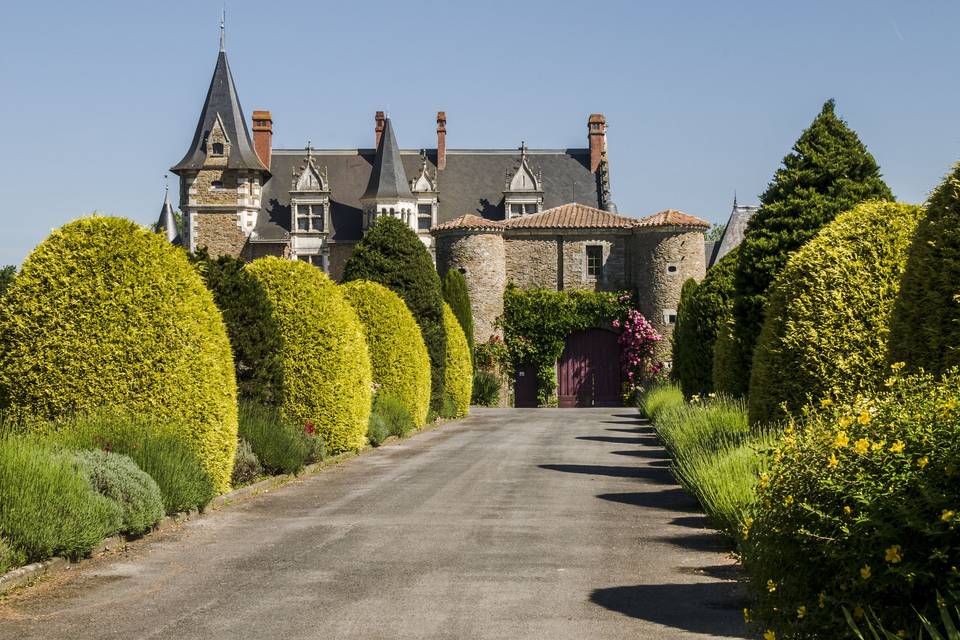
[504,142,542,193]
[411,153,437,193]
[291,146,329,193]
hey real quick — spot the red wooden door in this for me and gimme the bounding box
[558,329,621,408]
[514,364,539,407]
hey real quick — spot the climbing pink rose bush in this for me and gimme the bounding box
[616,308,663,401]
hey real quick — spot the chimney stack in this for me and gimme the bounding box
[375,111,385,148]
[436,111,447,171]
[588,113,607,173]
[252,110,273,169]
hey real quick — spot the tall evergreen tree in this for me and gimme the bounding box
[0,266,15,298]
[730,100,892,394]
[342,217,446,410]
[442,269,474,355]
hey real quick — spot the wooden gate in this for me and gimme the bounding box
[558,329,621,408]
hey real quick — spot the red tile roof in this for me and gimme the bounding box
[502,203,638,230]
[635,209,710,229]
[431,214,504,232]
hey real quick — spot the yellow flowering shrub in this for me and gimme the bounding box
[740,369,960,638]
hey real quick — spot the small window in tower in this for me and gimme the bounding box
[586,245,603,279]
[212,142,224,156]
[663,309,678,325]
[667,263,679,274]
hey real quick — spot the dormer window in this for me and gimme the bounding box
[212,142,225,156]
[296,204,324,232]
[504,142,544,218]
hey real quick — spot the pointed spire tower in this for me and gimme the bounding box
[360,116,416,232]
[155,181,180,245]
[170,15,269,256]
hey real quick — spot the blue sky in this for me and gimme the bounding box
[0,0,957,266]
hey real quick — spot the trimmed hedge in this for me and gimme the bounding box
[888,164,960,375]
[246,257,371,453]
[192,251,283,404]
[443,302,473,418]
[0,217,238,493]
[341,280,431,428]
[748,201,922,426]
[730,100,893,395]
[672,247,739,398]
[342,217,446,411]
[741,370,960,639]
[442,269,474,354]
[73,448,165,536]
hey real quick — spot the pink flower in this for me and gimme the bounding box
[612,319,621,329]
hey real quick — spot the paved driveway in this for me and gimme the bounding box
[0,408,748,640]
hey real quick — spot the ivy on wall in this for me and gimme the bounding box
[499,284,631,404]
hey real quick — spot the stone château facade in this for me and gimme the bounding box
[167,29,713,357]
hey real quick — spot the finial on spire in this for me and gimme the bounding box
[164,174,170,201]
[733,190,738,209]
[219,6,226,52]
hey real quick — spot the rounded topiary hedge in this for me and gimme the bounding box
[342,217,446,411]
[442,302,472,418]
[748,201,922,426]
[246,257,371,453]
[342,280,431,428]
[0,217,238,492]
[888,164,960,375]
[442,269,474,355]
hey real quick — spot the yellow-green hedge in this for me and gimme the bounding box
[245,258,371,452]
[341,281,430,427]
[442,303,472,418]
[0,217,238,492]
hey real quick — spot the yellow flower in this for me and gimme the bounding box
[854,605,865,619]
[872,439,886,452]
[884,377,897,387]
[743,608,750,623]
[942,398,958,412]
[891,361,906,371]
[942,509,955,523]
[889,441,905,454]
[854,438,870,455]
[838,416,853,428]
[828,452,839,468]
[764,630,776,640]
[767,579,777,593]
[885,545,902,564]
[860,564,872,580]
[918,456,930,469]
[742,517,754,541]
[844,505,852,515]
[759,473,770,489]
[797,605,806,619]
[784,495,794,506]
[820,398,833,408]
[819,592,827,608]
[833,431,850,448]
[858,411,872,425]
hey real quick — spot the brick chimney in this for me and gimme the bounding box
[375,111,385,148]
[588,113,607,173]
[436,111,447,171]
[252,110,273,169]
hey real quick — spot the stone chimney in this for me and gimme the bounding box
[375,111,385,148]
[252,110,273,169]
[436,111,447,171]
[588,113,607,173]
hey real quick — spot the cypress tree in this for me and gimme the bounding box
[888,164,960,375]
[730,100,892,394]
[442,269,474,355]
[672,247,739,398]
[342,217,446,410]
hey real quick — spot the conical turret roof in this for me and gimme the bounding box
[171,47,267,174]
[361,118,414,201]
[155,188,180,244]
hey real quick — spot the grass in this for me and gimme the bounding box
[43,413,215,515]
[471,370,501,407]
[643,385,773,539]
[368,392,415,447]
[238,402,312,476]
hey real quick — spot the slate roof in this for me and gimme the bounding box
[254,147,603,243]
[171,50,267,174]
[501,203,637,230]
[361,118,414,201]
[635,209,711,229]
[711,204,759,266]
[155,189,180,245]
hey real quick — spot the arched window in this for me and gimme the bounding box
[212,142,224,156]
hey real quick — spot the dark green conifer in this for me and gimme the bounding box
[442,269,474,355]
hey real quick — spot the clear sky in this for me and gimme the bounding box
[0,0,957,266]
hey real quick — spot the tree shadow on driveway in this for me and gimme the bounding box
[576,435,658,445]
[597,489,702,512]
[609,449,669,460]
[539,464,675,484]
[590,583,749,638]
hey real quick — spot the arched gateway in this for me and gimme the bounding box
[557,328,621,407]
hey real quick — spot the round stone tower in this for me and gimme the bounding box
[431,215,506,344]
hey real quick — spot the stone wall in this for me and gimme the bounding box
[327,243,357,282]
[192,170,238,206]
[195,213,248,258]
[436,232,506,343]
[559,234,629,291]
[504,236,559,290]
[632,228,706,360]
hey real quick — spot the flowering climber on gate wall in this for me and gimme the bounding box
[616,306,663,403]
